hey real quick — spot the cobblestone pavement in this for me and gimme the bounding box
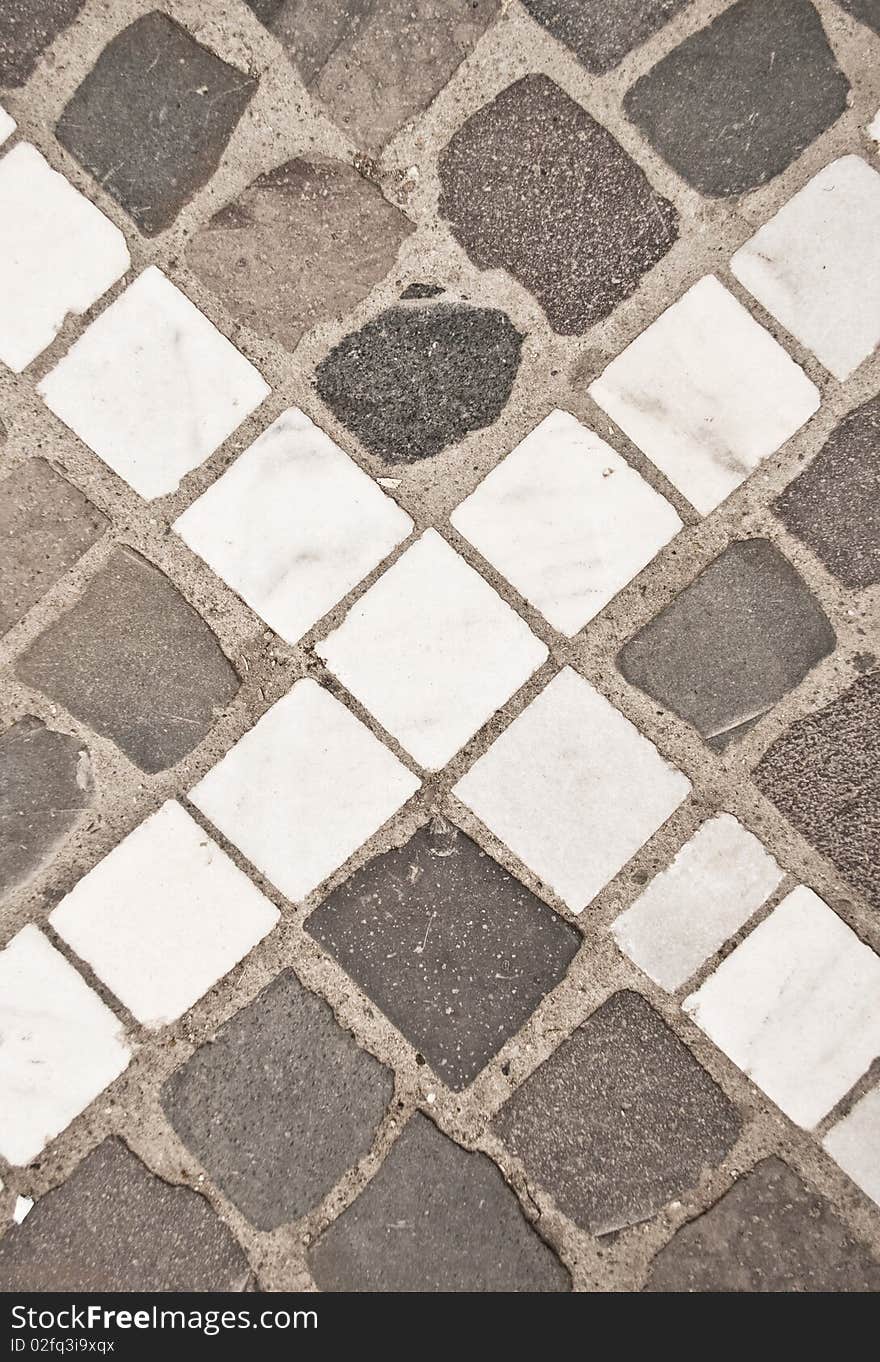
[0,0,879,1294]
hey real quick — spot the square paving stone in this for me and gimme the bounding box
[612,814,783,991]
[0,1139,249,1291]
[174,408,412,646]
[49,802,279,1030]
[314,300,523,463]
[186,156,413,352]
[0,718,93,897]
[316,530,548,771]
[732,156,880,382]
[450,408,682,637]
[438,74,678,335]
[0,925,130,1166]
[190,679,419,903]
[309,1113,569,1291]
[494,990,741,1234]
[645,1156,880,1291]
[38,266,270,500]
[521,0,687,73]
[307,820,580,1089]
[589,276,820,515]
[0,458,106,637]
[623,0,849,198]
[0,142,129,373]
[616,539,836,750]
[15,547,240,773]
[245,0,501,154]
[454,667,690,913]
[162,970,394,1229]
[685,887,880,1129]
[824,1085,880,1208]
[0,1,85,86]
[753,672,880,912]
[56,12,257,235]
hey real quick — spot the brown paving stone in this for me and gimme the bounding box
[0,717,92,898]
[521,0,688,74]
[0,0,85,86]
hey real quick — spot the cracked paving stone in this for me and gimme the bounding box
[186,156,414,353]
[753,671,880,911]
[773,394,880,589]
[306,820,580,1089]
[309,1113,570,1291]
[314,300,523,463]
[0,458,107,637]
[624,0,849,198]
[494,990,740,1234]
[521,0,688,74]
[0,1139,249,1291]
[438,74,678,335]
[0,718,92,899]
[56,12,257,236]
[15,547,240,774]
[244,0,501,154]
[645,1157,880,1291]
[162,970,394,1230]
[0,1,85,86]
[617,539,836,750]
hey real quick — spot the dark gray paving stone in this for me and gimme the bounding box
[401,282,444,299]
[15,547,239,774]
[617,539,836,750]
[309,1112,569,1291]
[835,0,880,34]
[187,156,413,352]
[0,718,92,898]
[753,672,880,912]
[438,75,678,334]
[624,0,849,197]
[314,300,523,462]
[307,821,580,1089]
[56,12,257,235]
[0,1139,249,1291]
[0,459,107,637]
[521,0,687,74]
[162,971,394,1230]
[645,1157,880,1291]
[774,394,880,590]
[0,0,85,86]
[244,0,501,154]
[494,990,741,1234]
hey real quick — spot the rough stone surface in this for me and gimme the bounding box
[494,991,741,1234]
[307,820,580,1088]
[521,0,687,73]
[439,74,678,334]
[162,971,394,1230]
[0,1139,250,1291]
[0,0,85,86]
[186,157,413,352]
[15,547,240,773]
[753,672,880,911]
[56,12,257,235]
[315,301,523,462]
[645,1157,880,1291]
[309,1113,570,1291]
[835,1,880,35]
[617,539,836,749]
[0,458,106,637]
[0,718,92,898]
[774,394,880,589]
[624,0,850,197]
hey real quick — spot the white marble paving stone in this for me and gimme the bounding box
[453,666,691,913]
[869,109,880,144]
[174,408,413,644]
[49,801,279,1029]
[190,679,420,902]
[316,529,548,770]
[0,142,129,373]
[38,265,270,499]
[588,275,820,515]
[450,409,682,637]
[0,103,16,144]
[823,1085,880,1208]
[0,925,130,1166]
[731,156,880,382]
[685,886,880,1129]
[611,813,784,991]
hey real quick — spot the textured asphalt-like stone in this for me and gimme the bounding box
[0,0,85,86]
[0,717,92,899]
[521,0,688,74]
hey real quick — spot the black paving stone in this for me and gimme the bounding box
[0,718,92,898]
[0,0,85,86]
[521,0,688,73]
